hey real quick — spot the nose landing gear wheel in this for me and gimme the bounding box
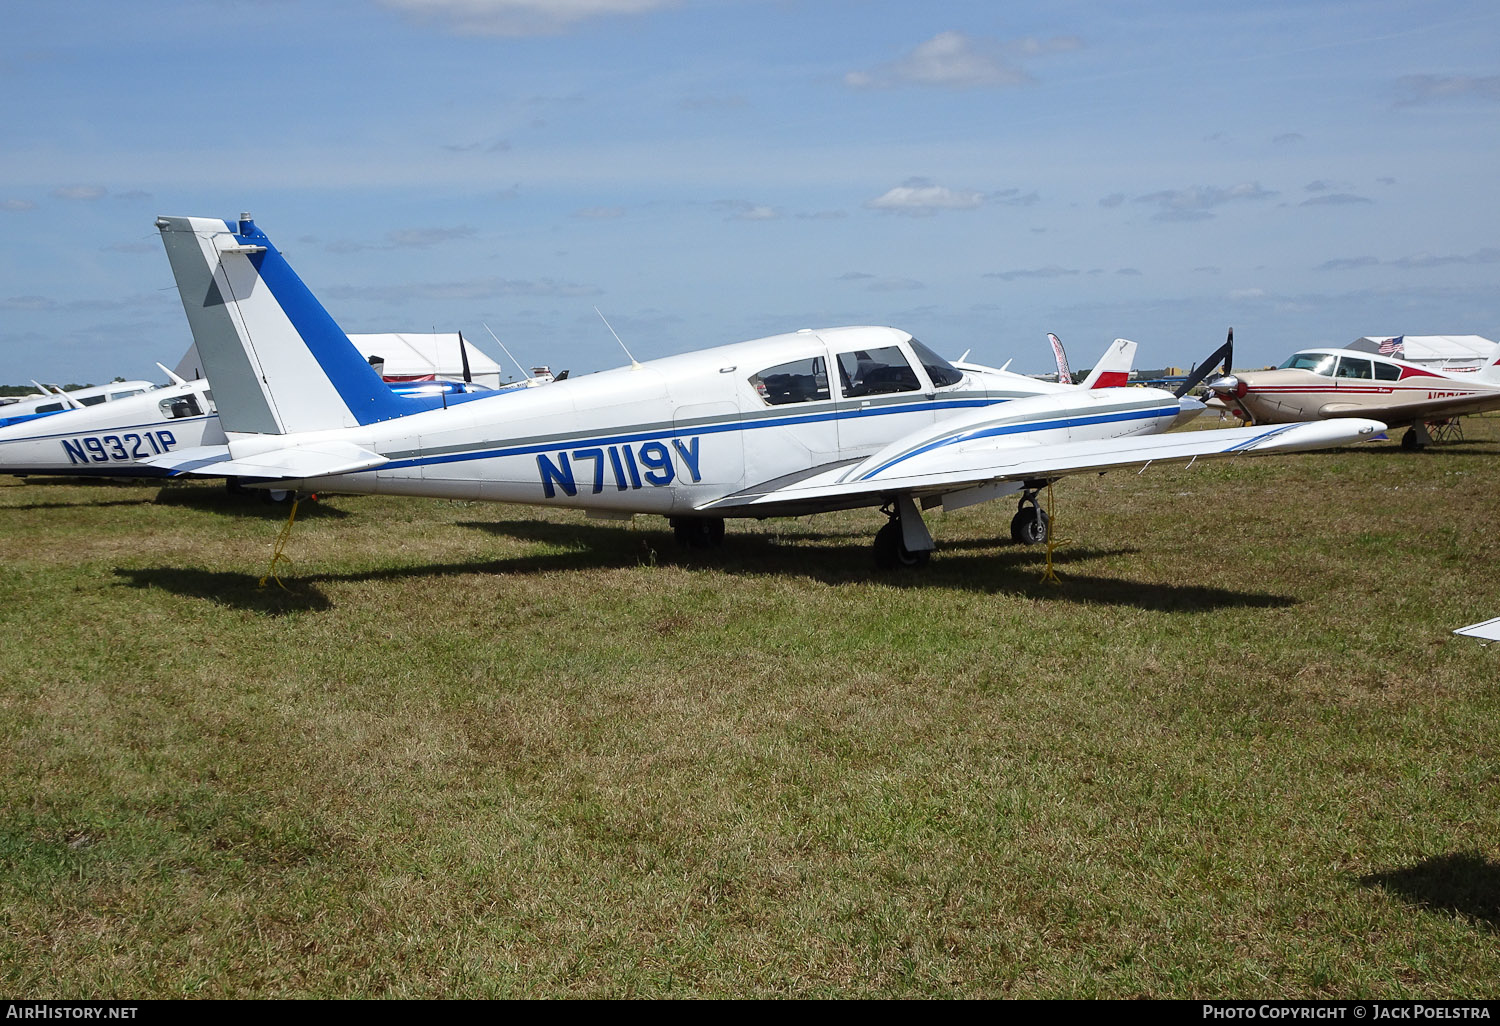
[1010,504,1050,545]
[874,519,930,569]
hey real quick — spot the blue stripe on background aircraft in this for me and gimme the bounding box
[142,214,1383,567]
[0,379,157,430]
[0,353,504,483]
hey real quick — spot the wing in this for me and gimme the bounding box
[699,418,1384,517]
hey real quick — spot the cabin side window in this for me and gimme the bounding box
[1373,362,1400,382]
[748,356,830,406]
[1335,357,1373,380]
[159,395,203,419]
[836,346,922,398]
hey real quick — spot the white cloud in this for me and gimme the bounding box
[1,199,36,212]
[982,265,1079,282]
[326,277,601,303]
[1134,182,1276,221]
[1395,74,1500,106]
[377,0,678,36]
[1299,193,1373,207]
[845,30,1078,90]
[865,277,924,292]
[52,185,107,201]
[866,178,984,216]
[386,225,477,247]
[714,199,779,221]
[1317,256,1379,271]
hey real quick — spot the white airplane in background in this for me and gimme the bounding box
[144,214,1383,567]
[0,379,157,430]
[0,366,223,478]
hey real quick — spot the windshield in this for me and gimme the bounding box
[907,338,964,387]
[1279,352,1336,375]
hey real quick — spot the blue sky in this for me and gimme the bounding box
[3,0,1499,383]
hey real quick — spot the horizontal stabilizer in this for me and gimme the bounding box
[142,440,388,480]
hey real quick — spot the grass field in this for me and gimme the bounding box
[2,416,1498,998]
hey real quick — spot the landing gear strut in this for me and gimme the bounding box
[873,495,935,569]
[1009,486,1050,545]
[670,516,726,548]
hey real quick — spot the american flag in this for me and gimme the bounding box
[1378,335,1405,357]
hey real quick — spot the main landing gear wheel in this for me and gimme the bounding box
[670,516,726,548]
[1401,428,1425,452]
[873,519,930,570]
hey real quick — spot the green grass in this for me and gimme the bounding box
[2,417,1498,997]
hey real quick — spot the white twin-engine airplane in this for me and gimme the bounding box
[147,214,1385,567]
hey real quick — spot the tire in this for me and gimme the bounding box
[670,516,726,548]
[1010,506,1050,545]
[1401,428,1423,451]
[873,519,930,569]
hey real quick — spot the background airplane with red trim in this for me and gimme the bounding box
[1206,339,1500,450]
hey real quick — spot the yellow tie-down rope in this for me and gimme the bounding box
[259,496,302,590]
[1039,481,1063,584]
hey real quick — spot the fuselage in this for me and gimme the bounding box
[230,326,1163,514]
[1208,347,1500,427]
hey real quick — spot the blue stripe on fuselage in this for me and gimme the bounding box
[377,396,1005,472]
[856,405,1177,480]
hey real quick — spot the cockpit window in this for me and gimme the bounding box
[837,346,921,398]
[159,395,203,419]
[1279,352,1336,375]
[907,338,963,388]
[1335,356,1373,380]
[749,356,830,405]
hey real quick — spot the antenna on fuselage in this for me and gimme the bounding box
[482,323,533,385]
[33,380,83,410]
[594,306,641,370]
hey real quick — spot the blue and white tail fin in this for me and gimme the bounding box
[157,214,430,435]
[1078,339,1137,389]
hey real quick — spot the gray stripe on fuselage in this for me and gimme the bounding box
[381,391,1005,462]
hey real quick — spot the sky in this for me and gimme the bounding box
[3,0,1499,383]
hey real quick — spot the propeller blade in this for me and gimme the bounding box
[1173,326,1235,398]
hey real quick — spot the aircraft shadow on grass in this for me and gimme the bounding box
[150,487,353,521]
[3,497,159,512]
[111,518,1296,615]
[1361,852,1500,931]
